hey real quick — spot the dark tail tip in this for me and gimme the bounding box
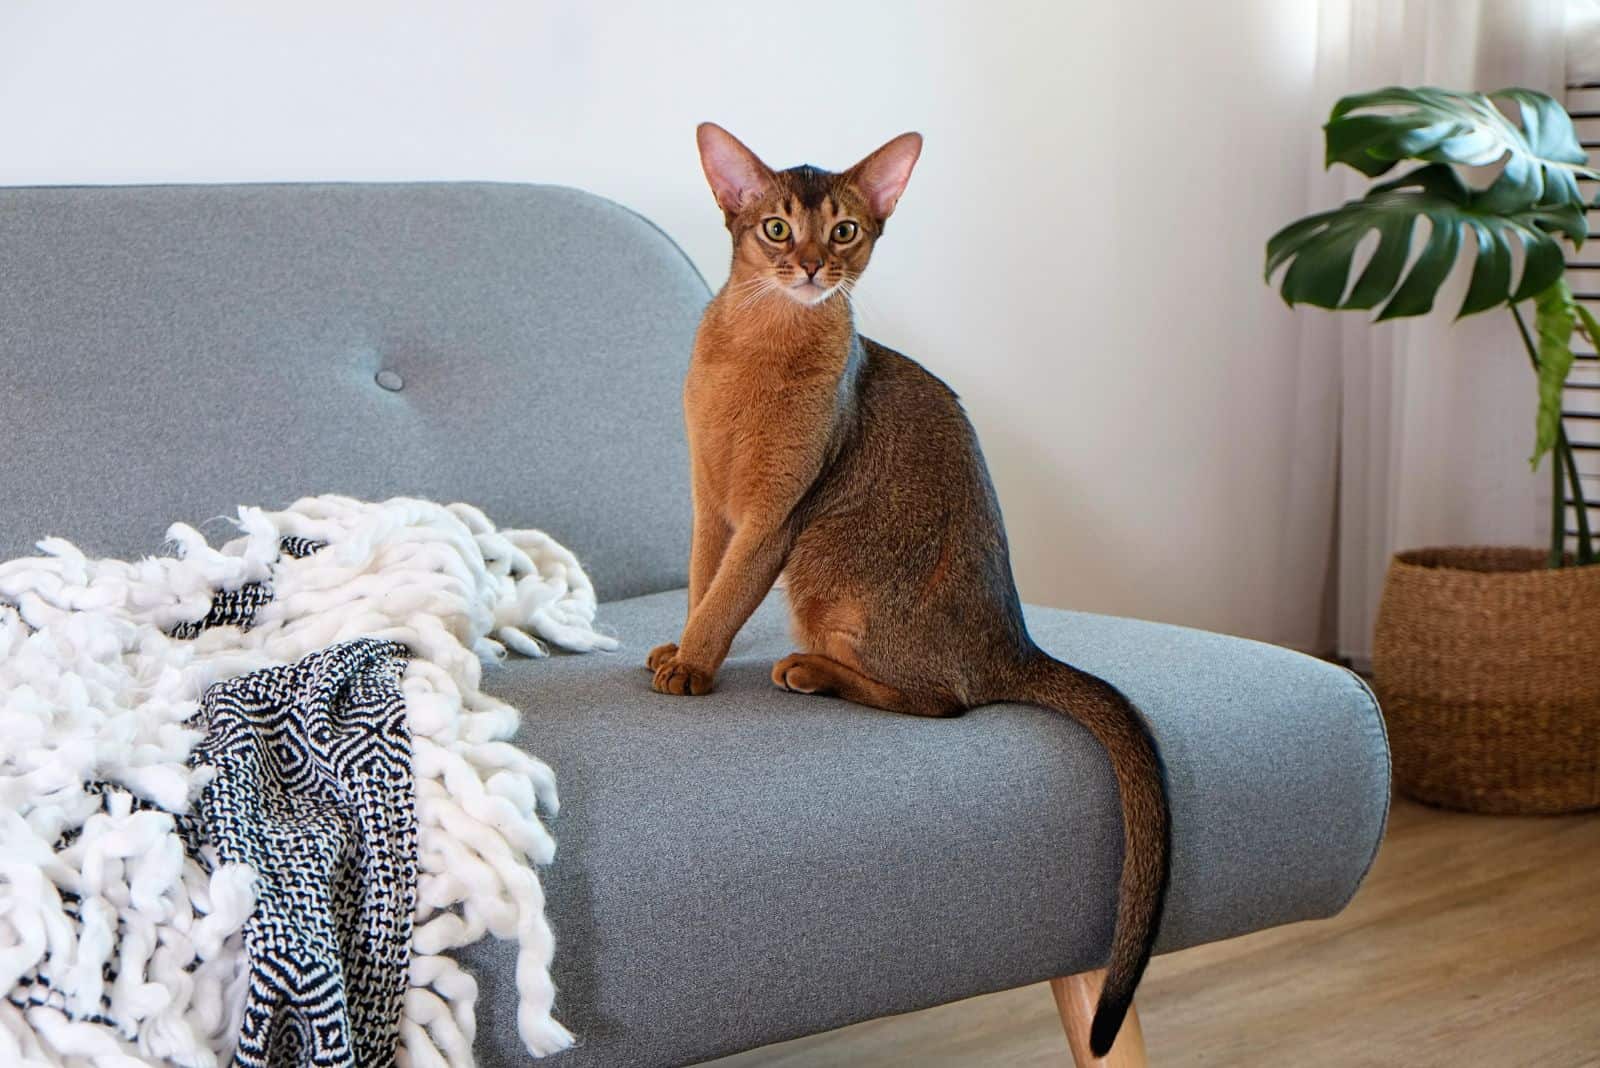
[1089,1000,1128,1058]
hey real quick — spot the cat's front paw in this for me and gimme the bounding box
[646,642,679,671]
[652,655,715,696]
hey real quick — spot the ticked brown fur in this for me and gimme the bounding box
[649,123,1170,1057]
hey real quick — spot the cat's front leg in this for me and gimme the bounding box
[645,486,731,674]
[652,520,791,696]
[688,496,731,611]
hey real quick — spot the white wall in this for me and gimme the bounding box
[0,1,1327,645]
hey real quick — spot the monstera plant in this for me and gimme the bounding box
[1268,87,1600,819]
[1266,86,1597,567]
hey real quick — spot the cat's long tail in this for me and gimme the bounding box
[1008,653,1171,1058]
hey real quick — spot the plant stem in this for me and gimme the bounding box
[1551,430,1566,567]
[1510,304,1594,566]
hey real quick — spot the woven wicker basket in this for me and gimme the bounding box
[1372,547,1600,814]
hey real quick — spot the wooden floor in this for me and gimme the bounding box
[706,799,1600,1067]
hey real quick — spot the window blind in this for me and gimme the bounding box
[1564,79,1600,549]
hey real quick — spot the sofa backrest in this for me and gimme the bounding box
[0,182,708,600]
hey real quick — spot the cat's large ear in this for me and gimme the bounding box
[697,123,774,217]
[847,132,922,220]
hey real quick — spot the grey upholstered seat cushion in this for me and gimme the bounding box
[461,588,1389,1068]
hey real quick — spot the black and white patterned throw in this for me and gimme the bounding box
[174,535,418,1066]
[191,638,417,1068]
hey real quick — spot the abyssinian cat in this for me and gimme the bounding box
[647,123,1170,1055]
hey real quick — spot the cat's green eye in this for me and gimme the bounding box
[762,218,791,242]
[831,220,859,244]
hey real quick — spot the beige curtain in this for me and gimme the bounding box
[1300,0,1569,667]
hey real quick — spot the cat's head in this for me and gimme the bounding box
[696,123,921,308]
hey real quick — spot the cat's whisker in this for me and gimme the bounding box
[734,282,763,311]
[836,279,867,318]
[725,276,770,298]
[735,278,779,312]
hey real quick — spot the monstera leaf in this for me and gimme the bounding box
[1265,163,1586,320]
[1325,87,1595,213]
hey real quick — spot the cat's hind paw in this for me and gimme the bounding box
[772,653,827,694]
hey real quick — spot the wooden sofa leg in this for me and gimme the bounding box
[1049,969,1148,1068]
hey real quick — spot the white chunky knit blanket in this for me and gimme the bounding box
[0,496,618,1066]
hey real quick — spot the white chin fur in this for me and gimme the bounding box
[782,282,837,306]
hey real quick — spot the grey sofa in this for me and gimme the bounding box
[0,182,1390,1067]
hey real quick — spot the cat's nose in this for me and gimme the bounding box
[800,260,823,279]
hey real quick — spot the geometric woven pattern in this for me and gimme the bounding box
[190,638,417,1068]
